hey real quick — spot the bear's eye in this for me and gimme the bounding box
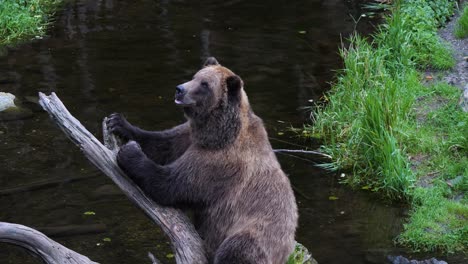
[201,81,209,88]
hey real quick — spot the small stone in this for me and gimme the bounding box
[0,92,16,111]
[387,255,448,264]
[460,87,468,112]
[0,92,34,121]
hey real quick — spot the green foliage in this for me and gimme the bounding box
[312,34,417,200]
[398,82,468,252]
[406,83,468,182]
[398,187,468,253]
[310,0,458,199]
[306,0,466,253]
[0,0,62,47]
[286,243,315,264]
[455,5,468,38]
[396,0,455,69]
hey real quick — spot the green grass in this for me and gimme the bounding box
[310,34,417,200]
[398,187,468,253]
[0,0,63,48]
[399,82,468,253]
[286,243,316,264]
[455,4,468,38]
[306,0,467,253]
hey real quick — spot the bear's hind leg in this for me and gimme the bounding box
[213,232,269,264]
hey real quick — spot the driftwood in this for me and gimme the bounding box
[0,92,207,264]
[0,222,99,264]
[269,137,332,161]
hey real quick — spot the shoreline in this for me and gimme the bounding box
[307,0,467,255]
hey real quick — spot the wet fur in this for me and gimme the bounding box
[108,59,297,264]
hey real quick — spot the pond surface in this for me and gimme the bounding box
[0,0,463,263]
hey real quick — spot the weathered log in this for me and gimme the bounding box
[37,92,207,264]
[0,222,98,264]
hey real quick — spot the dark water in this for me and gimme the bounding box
[0,0,462,263]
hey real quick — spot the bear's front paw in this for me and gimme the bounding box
[106,113,135,140]
[117,141,145,174]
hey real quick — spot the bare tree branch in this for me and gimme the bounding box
[0,222,98,264]
[273,149,332,159]
[36,92,207,264]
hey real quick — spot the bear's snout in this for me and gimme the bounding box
[175,84,196,106]
[176,85,185,96]
[174,84,186,105]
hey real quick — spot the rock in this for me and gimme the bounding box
[0,92,34,121]
[387,255,448,264]
[460,84,468,112]
[0,92,16,111]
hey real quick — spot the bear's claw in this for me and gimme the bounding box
[106,113,134,140]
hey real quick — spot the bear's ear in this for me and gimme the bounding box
[226,75,242,100]
[203,57,219,67]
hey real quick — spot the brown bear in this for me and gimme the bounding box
[107,57,298,264]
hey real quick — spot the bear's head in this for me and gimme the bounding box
[174,57,244,118]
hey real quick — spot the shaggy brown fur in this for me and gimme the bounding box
[107,57,298,264]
